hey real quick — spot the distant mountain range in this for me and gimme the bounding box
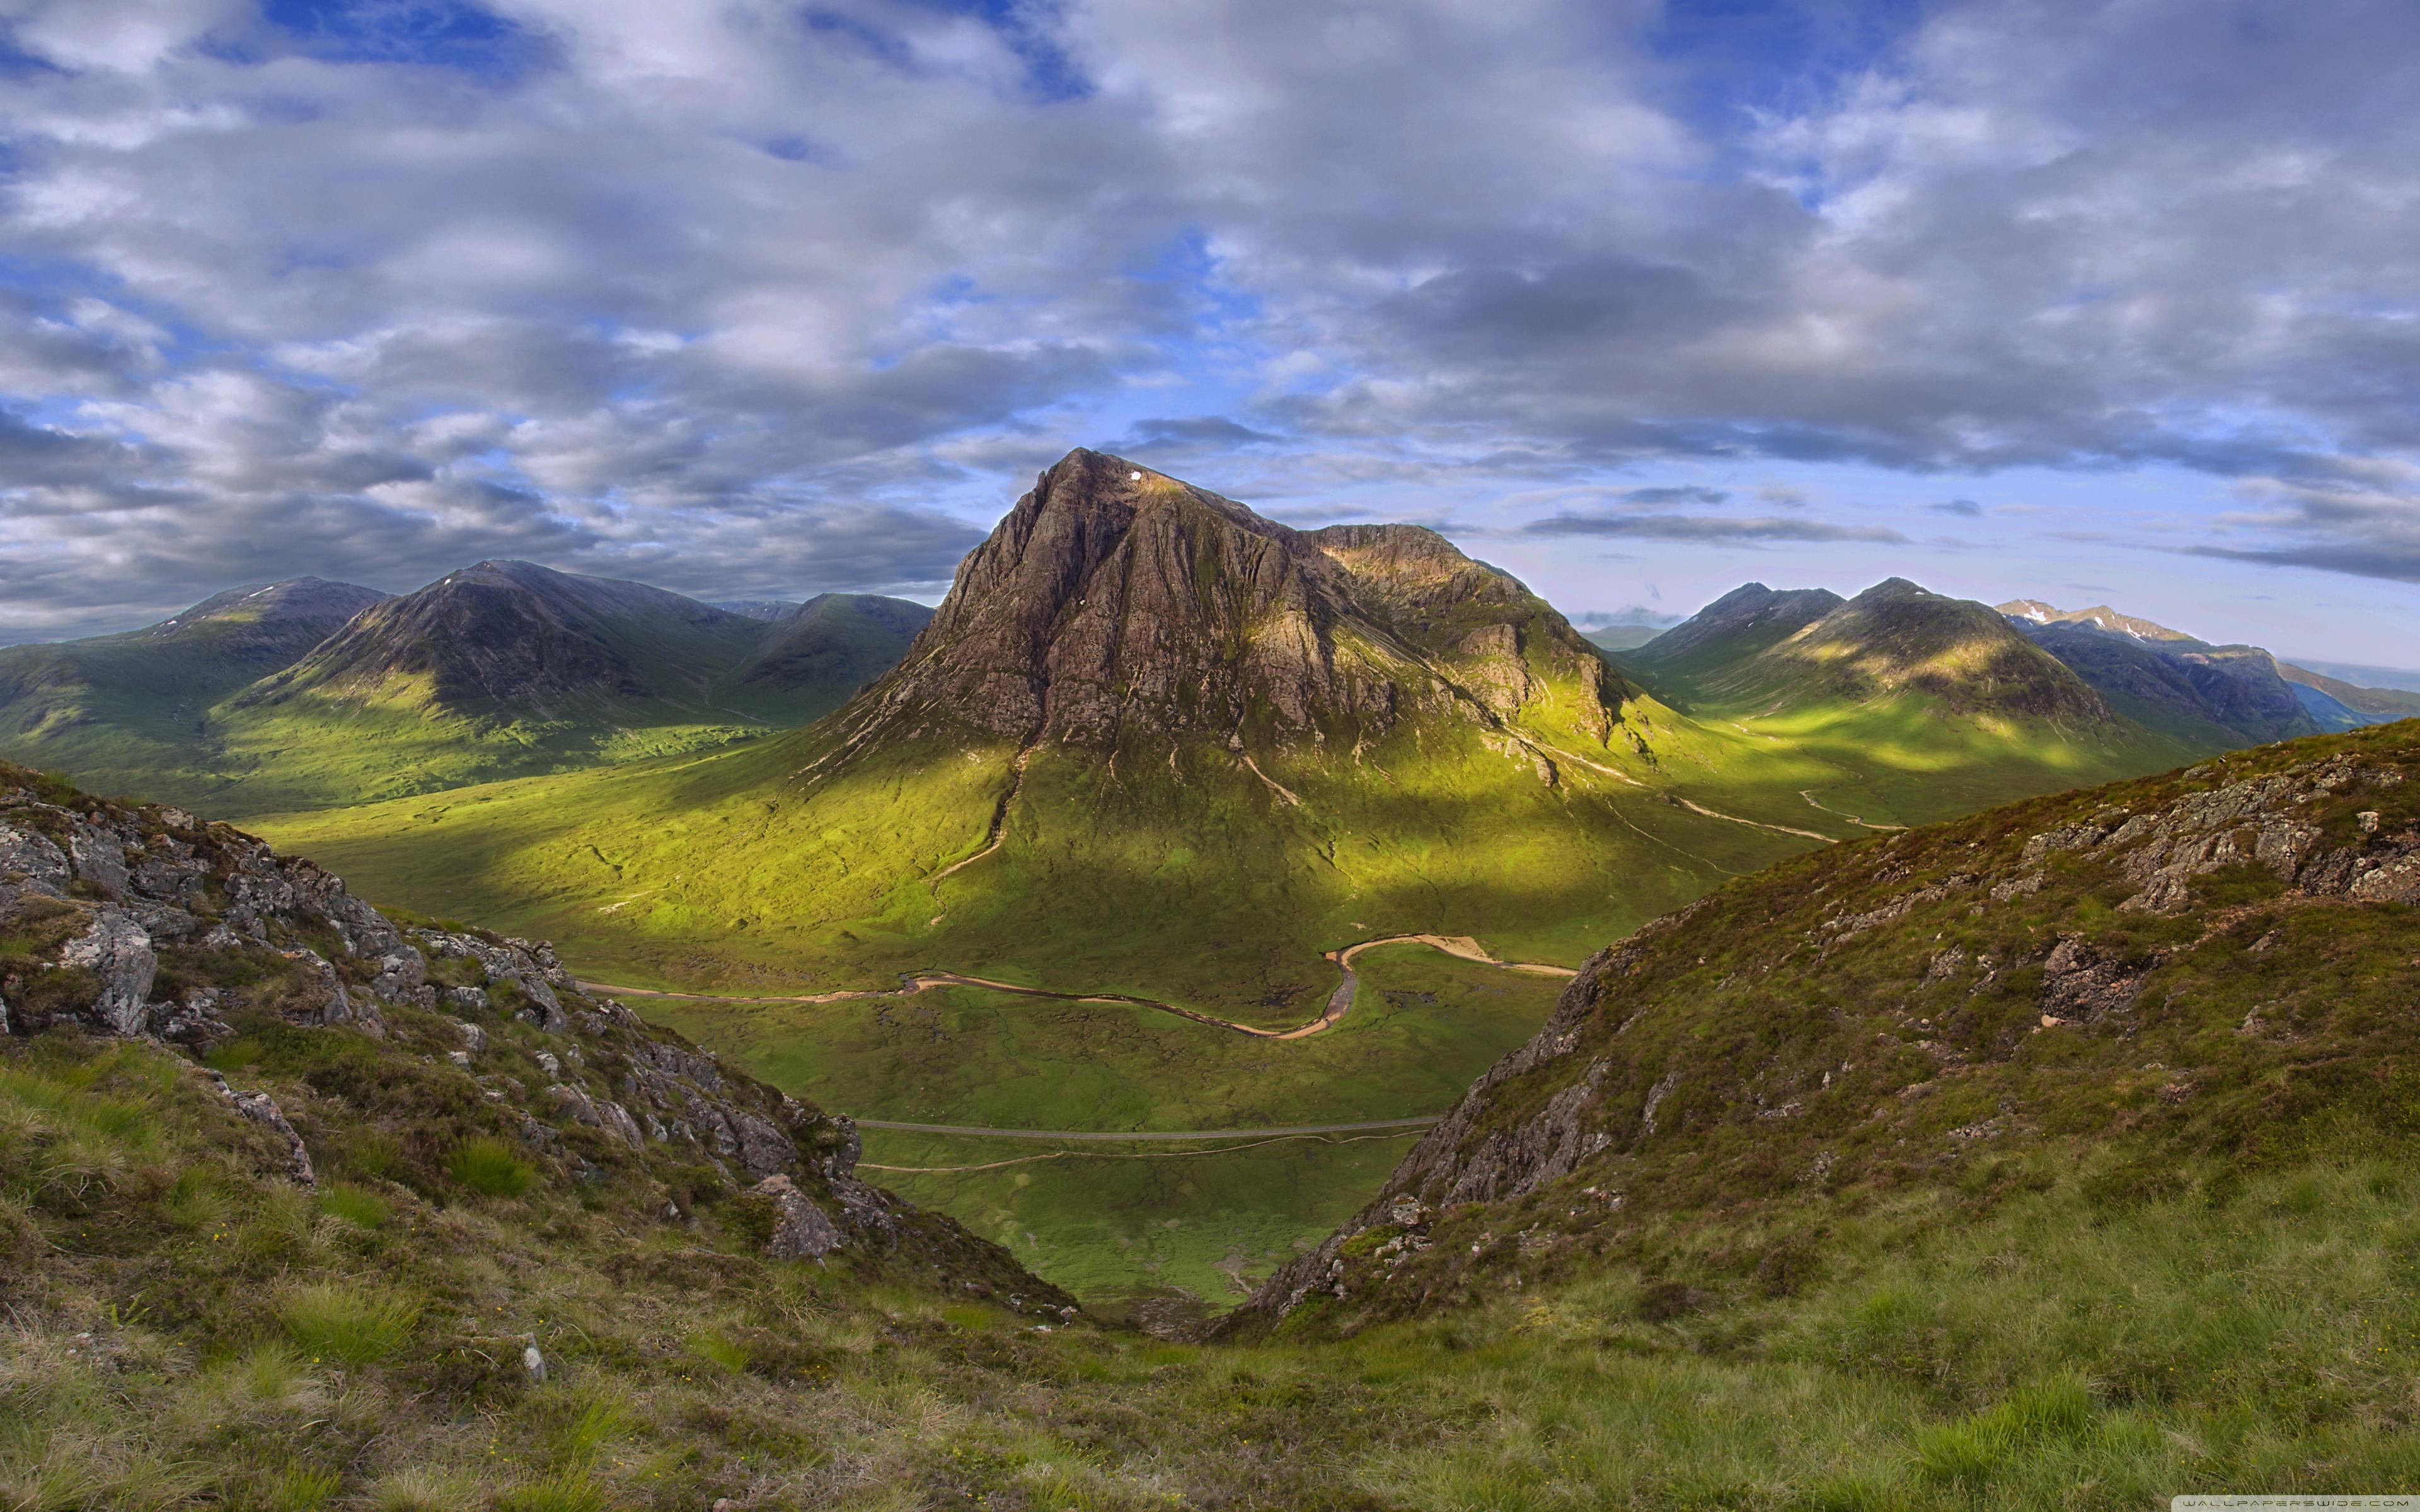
[0,563,929,815]
[1990,598,2420,738]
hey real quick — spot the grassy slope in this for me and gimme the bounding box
[16,976,2420,1506]
[1261,721,2420,1346]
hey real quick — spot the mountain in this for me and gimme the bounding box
[2280,656,2420,697]
[0,562,932,816]
[733,592,936,695]
[1722,578,2117,726]
[1993,597,2419,740]
[709,597,800,621]
[1582,624,1666,651]
[2006,617,2320,747]
[0,577,389,798]
[268,459,2192,1021]
[1601,578,2172,826]
[1234,720,2420,1348]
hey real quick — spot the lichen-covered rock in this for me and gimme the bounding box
[751,1174,848,1259]
[59,908,156,1036]
[413,931,565,1031]
[0,823,69,895]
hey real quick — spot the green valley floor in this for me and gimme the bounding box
[634,943,1567,1307]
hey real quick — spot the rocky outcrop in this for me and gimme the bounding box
[751,1174,848,1259]
[415,931,565,1030]
[2020,752,2411,914]
[204,1069,315,1186]
[58,909,156,1036]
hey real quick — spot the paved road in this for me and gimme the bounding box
[851,1114,1443,1141]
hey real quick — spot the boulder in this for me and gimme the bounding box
[750,1174,848,1259]
[59,908,156,1036]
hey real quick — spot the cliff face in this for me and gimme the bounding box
[1230,722,2420,1336]
[823,449,1634,753]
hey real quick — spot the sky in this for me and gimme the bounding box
[0,0,2415,662]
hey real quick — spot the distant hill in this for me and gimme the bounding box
[0,578,389,798]
[2005,618,2319,747]
[207,563,931,813]
[1615,582,1845,689]
[1582,625,1665,651]
[0,564,931,816]
[2273,660,2420,723]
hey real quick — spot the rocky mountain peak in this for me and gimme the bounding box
[834,449,1634,751]
[850,450,1420,746]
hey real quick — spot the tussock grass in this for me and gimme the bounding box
[445,1136,535,1198]
[278,1281,421,1365]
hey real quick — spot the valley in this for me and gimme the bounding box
[9,449,2417,1314]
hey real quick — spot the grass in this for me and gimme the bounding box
[279,1283,421,1365]
[446,1137,536,1199]
[13,1017,2420,1507]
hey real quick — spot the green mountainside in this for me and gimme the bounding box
[0,565,932,818]
[0,578,389,801]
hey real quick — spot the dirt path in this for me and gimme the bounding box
[1799,788,1908,830]
[857,1126,1431,1174]
[854,1114,1442,1141]
[573,933,1576,1043]
[1670,795,1836,842]
[928,743,1037,885]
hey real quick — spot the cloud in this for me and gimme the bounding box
[1117,415,1281,450]
[0,0,2418,639]
[1621,485,1730,507]
[1928,498,1983,516]
[1524,512,1908,544]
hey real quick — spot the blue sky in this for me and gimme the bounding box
[0,0,2415,663]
